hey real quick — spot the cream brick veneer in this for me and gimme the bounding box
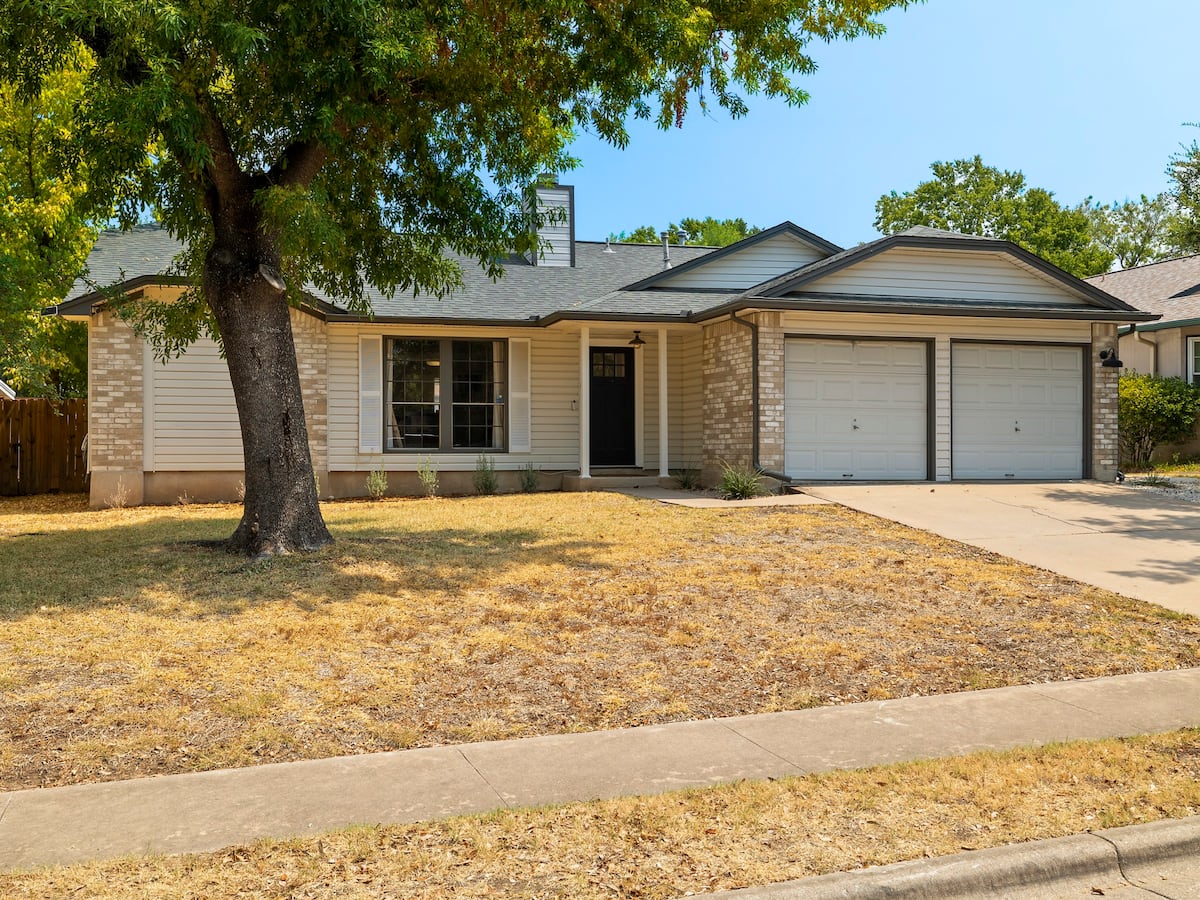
[701,316,754,483]
[88,310,145,506]
[755,312,785,472]
[1092,322,1120,481]
[290,307,329,487]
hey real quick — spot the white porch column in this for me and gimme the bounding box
[578,326,590,479]
[658,327,669,478]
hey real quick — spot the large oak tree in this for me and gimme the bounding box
[1,0,912,554]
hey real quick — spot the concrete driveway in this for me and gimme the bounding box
[800,482,1200,618]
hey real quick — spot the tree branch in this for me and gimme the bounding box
[267,138,327,189]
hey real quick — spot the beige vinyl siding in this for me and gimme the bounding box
[775,311,1092,481]
[658,234,827,290]
[672,330,704,468]
[802,248,1093,306]
[329,323,582,471]
[328,323,703,473]
[146,337,243,471]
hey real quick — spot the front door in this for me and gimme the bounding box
[590,347,636,466]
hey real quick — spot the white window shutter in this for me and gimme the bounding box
[359,335,383,454]
[509,338,532,452]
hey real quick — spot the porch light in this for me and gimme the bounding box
[629,330,646,347]
[1099,349,1123,368]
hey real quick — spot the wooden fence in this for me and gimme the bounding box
[0,398,88,496]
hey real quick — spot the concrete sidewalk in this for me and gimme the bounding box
[3,667,1199,872]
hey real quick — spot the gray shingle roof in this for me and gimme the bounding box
[69,224,185,298]
[63,226,721,322]
[1085,255,1200,326]
[335,242,716,321]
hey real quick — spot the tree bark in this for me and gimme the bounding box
[202,235,333,556]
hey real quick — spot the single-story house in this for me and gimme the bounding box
[1091,254,1200,383]
[51,181,1155,507]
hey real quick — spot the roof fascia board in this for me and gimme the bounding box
[47,276,336,321]
[1134,316,1200,333]
[621,221,842,292]
[693,297,1160,324]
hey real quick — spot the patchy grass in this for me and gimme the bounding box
[5,729,1200,897]
[2,493,1199,791]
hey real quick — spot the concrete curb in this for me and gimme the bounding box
[698,815,1200,899]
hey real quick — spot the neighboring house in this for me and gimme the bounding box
[0,378,14,400]
[50,181,1154,507]
[1089,255,1200,383]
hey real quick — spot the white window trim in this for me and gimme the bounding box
[1189,337,1200,386]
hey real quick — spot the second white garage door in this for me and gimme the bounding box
[952,343,1084,479]
[784,338,928,480]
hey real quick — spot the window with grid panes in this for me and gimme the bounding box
[385,338,506,450]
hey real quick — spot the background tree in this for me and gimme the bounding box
[1084,193,1179,270]
[1168,135,1200,254]
[874,156,1112,277]
[1,0,913,554]
[0,53,94,397]
[617,216,762,247]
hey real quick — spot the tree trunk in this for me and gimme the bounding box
[203,240,333,556]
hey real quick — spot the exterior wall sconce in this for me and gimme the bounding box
[629,330,646,347]
[1099,348,1124,368]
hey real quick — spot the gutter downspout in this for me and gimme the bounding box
[730,311,791,484]
[1133,327,1159,374]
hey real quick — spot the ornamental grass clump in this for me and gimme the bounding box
[718,462,764,500]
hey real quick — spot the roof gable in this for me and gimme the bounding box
[622,222,840,292]
[751,230,1138,313]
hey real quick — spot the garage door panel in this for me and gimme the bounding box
[785,339,928,480]
[952,343,1083,479]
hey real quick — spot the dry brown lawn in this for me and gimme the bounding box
[1,492,1198,791]
[5,729,1200,898]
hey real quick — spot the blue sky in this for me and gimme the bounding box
[565,0,1199,248]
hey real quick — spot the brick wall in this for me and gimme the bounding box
[88,311,145,506]
[290,308,329,485]
[755,312,785,473]
[701,317,754,483]
[1092,322,1119,481]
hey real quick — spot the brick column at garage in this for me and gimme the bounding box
[1092,322,1120,481]
[290,308,329,497]
[755,311,786,473]
[701,317,754,484]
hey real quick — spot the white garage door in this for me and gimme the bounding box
[784,338,928,480]
[952,343,1083,479]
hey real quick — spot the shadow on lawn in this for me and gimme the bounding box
[0,511,612,621]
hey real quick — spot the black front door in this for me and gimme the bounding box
[590,347,636,466]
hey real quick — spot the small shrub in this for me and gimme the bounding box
[1118,373,1200,470]
[107,477,130,509]
[366,468,389,500]
[518,462,540,493]
[473,454,498,495]
[718,462,764,500]
[671,467,702,490]
[417,457,439,497]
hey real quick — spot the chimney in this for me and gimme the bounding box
[526,174,575,267]
[661,230,671,268]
